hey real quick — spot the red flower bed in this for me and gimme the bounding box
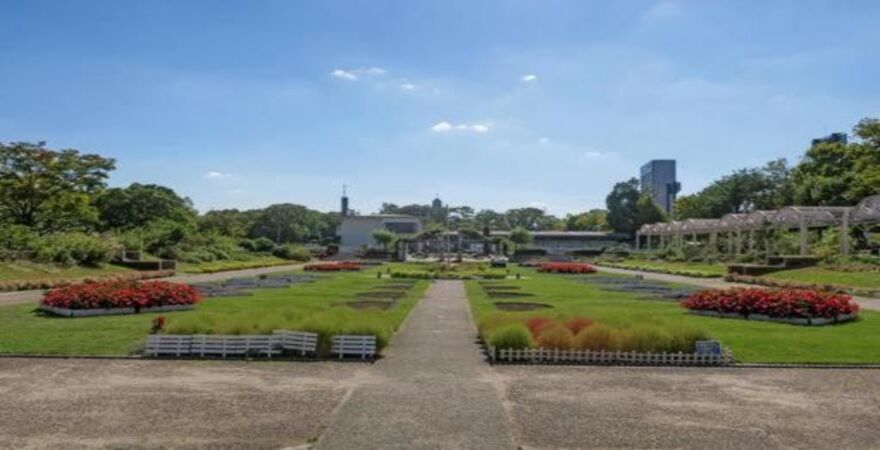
[537,262,597,274]
[42,280,201,310]
[681,288,859,319]
[304,261,362,272]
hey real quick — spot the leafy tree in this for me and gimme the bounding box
[636,195,667,227]
[95,183,196,230]
[505,207,558,231]
[509,227,533,245]
[605,178,642,235]
[674,160,792,219]
[249,203,329,243]
[0,142,115,231]
[565,209,609,231]
[474,209,509,230]
[371,228,396,250]
[198,209,257,237]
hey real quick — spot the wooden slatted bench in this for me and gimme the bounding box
[273,330,319,356]
[145,335,193,357]
[331,335,377,360]
[190,335,282,358]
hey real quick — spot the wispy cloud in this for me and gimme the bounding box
[203,171,230,180]
[399,82,418,91]
[538,137,551,144]
[330,66,387,81]
[521,74,538,83]
[642,0,684,21]
[430,121,490,133]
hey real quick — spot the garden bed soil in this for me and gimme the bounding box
[486,291,535,299]
[494,302,553,311]
[357,291,407,299]
[39,304,195,318]
[346,300,394,310]
[689,310,859,326]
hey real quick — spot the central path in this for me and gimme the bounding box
[316,280,515,449]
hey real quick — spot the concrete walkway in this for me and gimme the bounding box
[316,281,515,449]
[0,263,306,307]
[595,265,880,311]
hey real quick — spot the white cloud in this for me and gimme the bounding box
[538,137,551,144]
[521,74,538,83]
[330,66,387,81]
[529,201,548,209]
[330,69,357,80]
[203,171,229,180]
[582,150,611,159]
[642,0,684,21]
[430,121,490,133]
[400,83,418,91]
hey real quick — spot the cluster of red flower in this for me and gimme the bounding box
[681,288,859,319]
[536,262,597,274]
[41,280,201,310]
[303,261,362,272]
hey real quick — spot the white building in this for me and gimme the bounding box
[338,214,423,252]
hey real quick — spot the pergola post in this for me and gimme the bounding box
[799,219,808,256]
[635,232,641,251]
[726,231,733,255]
[646,234,652,251]
[660,234,666,249]
[841,210,850,256]
[735,229,743,255]
[709,231,718,256]
[748,230,755,252]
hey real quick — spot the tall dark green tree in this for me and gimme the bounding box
[95,183,196,230]
[605,178,642,235]
[0,142,115,231]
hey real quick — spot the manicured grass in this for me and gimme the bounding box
[177,256,295,274]
[0,262,135,281]
[0,268,427,356]
[607,259,727,276]
[764,266,880,290]
[466,269,880,363]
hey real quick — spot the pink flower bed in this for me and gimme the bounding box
[42,280,201,310]
[681,288,859,319]
[536,262,597,274]
[304,261,362,271]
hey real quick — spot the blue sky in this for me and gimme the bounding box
[1,1,878,216]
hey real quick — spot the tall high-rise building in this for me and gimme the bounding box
[640,160,680,214]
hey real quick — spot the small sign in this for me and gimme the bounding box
[695,340,722,355]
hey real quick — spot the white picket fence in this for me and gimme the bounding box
[145,330,318,359]
[489,346,734,366]
[331,335,377,359]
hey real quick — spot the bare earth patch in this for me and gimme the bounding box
[346,300,393,310]
[494,301,553,311]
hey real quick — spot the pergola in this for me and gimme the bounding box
[634,194,880,257]
[770,206,853,255]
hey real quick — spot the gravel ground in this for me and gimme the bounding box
[0,358,365,449]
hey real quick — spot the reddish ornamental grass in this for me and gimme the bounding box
[536,262,597,274]
[41,280,201,310]
[304,261,362,272]
[681,288,859,319]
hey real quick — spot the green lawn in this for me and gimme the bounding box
[0,268,427,356]
[764,266,880,290]
[177,256,295,274]
[466,269,880,364]
[605,259,727,276]
[0,261,135,281]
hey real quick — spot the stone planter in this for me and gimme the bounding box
[40,304,195,318]
[689,310,857,326]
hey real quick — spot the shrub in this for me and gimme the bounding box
[573,324,618,351]
[41,280,201,310]
[272,243,311,261]
[536,323,575,349]
[34,232,117,266]
[488,324,534,350]
[252,237,276,252]
[564,316,594,335]
[681,288,859,319]
[525,316,554,337]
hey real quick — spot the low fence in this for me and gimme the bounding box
[145,331,376,360]
[488,346,735,366]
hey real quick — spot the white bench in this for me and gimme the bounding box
[331,335,377,359]
[145,335,193,357]
[273,330,319,356]
[190,335,282,358]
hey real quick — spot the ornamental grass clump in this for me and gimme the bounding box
[572,323,618,351]
[489,324,534,350]
[536,323,575,350]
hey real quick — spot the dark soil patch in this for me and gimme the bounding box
[482,285,521,291]
[494,302,553,311]
[486,291,535,298]
[357,291,406,299]
[346,300,393,310]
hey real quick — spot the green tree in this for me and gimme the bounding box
[674,159,792,219]
[198,209,257,237]
[0,142,115,231]
[95,183,196,230]
[509,227,533,245]
[565,209,609,231]
[474,209,509,230]
[636,195,667,227]
[371,228,396,250]
[249,203,328,243]
[605,178,641,235]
